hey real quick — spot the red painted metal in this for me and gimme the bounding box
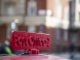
[10,31,51,54]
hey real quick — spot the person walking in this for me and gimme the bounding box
[69,43,76,60]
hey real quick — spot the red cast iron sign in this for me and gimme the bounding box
[10,31,51,52]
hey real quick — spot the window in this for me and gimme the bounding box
[71,33,77,45]
[79,12,80,21]
[64,30,68,41]
[19,0,25,15]
[79,0,80,3]
[0,0,1,16]
[27,0,37,16]
[55,0,62,18]
[39,25,45,32]
[4,2,16,16]
[56,29,62,44]
[28,25,36,32]
[0,1,16,16]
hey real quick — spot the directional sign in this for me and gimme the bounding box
[10,31,51,53]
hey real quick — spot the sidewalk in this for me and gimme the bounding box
[41,52,80,60]
[55,52,80,60]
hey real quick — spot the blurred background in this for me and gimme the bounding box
[0,0,80,58]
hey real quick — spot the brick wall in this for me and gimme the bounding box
[0,24,7,43]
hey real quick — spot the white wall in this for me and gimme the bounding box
[0,16,46,25]
[74,0,80,27]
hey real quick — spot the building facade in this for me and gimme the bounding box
[0,0,80,52]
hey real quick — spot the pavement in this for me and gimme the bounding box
[0,53,80,60]
[52,53,80,60]
[0,54,70,60]
[41,52,80,60]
